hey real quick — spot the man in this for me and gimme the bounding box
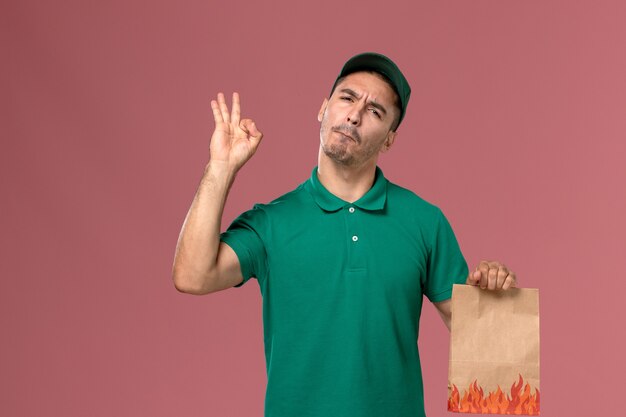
[172,52,517,417]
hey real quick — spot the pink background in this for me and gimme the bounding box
[2,1,625,416]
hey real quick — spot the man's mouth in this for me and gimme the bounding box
[334,129,358,143]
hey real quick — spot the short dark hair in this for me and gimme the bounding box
[330,70,402,132]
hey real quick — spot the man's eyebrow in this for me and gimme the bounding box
[339,88,388,115]
[340,88,360,99]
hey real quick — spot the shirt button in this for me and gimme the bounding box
[352,235,358,242]
[348,207,355,213]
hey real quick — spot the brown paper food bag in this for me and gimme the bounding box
[448,284,540,415]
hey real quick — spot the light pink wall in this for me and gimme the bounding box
[2,1,624,416]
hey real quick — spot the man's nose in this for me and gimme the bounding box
[346,107,361,125]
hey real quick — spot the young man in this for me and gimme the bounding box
[172,52,517,417]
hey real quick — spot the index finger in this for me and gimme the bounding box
[478,262,490,289]
[467,270,481,286]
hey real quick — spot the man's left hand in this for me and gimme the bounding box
[467,260,517,290]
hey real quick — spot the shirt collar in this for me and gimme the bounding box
[306,166,388,212]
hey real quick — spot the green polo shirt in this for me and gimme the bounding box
[220,166,468,417]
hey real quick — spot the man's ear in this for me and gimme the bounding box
[381,131,398,153]
[317,98,328,122]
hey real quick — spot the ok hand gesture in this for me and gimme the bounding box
[209,92,263,172]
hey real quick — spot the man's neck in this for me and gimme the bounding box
[316,150,377,203]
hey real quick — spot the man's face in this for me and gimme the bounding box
[318,71,399,167]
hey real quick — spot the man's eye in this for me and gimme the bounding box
[370,108,381,118]
[341,96,353,102]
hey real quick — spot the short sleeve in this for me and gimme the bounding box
[219,204,269,288]
[423,208,469,302]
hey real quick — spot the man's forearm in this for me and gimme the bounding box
[172,161,237,293]
[434,299,452,331]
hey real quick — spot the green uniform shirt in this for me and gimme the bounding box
[220,166,468,417]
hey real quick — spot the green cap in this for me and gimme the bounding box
[330,52,411,128]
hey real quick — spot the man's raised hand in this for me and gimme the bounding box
[209,92,263,171]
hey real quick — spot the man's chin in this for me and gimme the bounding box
[322,145,355,165]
